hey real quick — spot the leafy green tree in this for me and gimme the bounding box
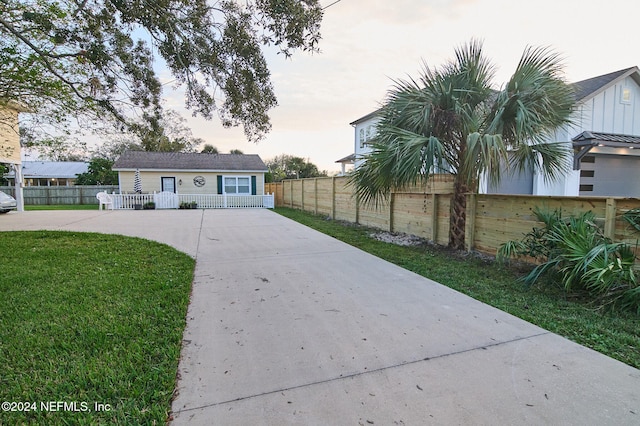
[0,163,9,185]
[75,157,118,185]
[92,140,142,162]
[201,144,219,154]
[136,110,202,152]
[0,0,323,142]
[23,135,88,161]
[265,154,327,182]
[229,149,244,155]
[90,109,202,160]
[351,41,575,250]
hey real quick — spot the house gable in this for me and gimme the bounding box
[572,67,640,136]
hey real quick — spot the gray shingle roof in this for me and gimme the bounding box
[335,153,356,163]
[112,151,267,171]
[572,131,640,146]
[4,161,88,178]
[349,108,383,126]
[570,67,638,101]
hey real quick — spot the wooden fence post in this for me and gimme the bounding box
[289,180,293,208]
[314,178,318,215]
[604,198,617,240]
[465,193,477,251]
[431,193,438,243]
[389,192,394,232]
[331,177,336,220]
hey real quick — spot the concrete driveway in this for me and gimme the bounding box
[2,209,639,425]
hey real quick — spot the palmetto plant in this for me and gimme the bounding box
[350,40,575,250]
[498,208,639,313]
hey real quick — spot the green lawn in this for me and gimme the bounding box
[25,204,100,210]
[0,231,195,424]
[274,207,640,370]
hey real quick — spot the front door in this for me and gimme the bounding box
[161,177,176,193]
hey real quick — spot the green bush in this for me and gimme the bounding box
[498,207,639,313]
[179,201,197,209]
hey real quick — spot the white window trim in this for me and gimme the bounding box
[223,175,252,195]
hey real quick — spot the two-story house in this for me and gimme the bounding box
[488,66,640,197]
[340,67,640,197]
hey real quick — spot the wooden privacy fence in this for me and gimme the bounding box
[266,176,640,256]
[0,185,118,205]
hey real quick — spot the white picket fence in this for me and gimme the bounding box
[109,192,274,210]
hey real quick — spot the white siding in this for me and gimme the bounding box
[573,75,640,135]
[353,116,380,168]
[534,74,640,196]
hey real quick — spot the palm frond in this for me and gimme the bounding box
[486,46,574,144]
[508,141,572,183]
[349,131,445,206]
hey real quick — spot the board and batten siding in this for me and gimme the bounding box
[118,171,265,195]
[573,75,640,136]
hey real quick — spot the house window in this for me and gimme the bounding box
[366,125,375,141]
[579,184,594,192]
[580,170,595,178]
[224,176,251,194]
[621,87,632,104]
[359,128,366,148]
[581,155,595,163]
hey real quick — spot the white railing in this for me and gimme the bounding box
[111,193,155,209]
[110,192,274,209]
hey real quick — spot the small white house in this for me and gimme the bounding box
[112,151,268,195]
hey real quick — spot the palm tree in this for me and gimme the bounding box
[350,40,575,250]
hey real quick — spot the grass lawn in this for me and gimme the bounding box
[0,231,195,424]
[275,207,640,370]
[25,204,100,210]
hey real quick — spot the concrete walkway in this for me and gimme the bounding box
[2,209,639,425]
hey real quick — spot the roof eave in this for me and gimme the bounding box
[576,66,640,103]
[113,167,267,173]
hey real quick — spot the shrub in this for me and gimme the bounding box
[498,207,639,313]
[179,201,198,209]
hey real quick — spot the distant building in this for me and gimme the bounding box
[3,161,89,186]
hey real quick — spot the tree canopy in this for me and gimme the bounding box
[265,154,327,182]
[200,144,219,154]
[75,157,118,185]
[0,0,323,142]
[351,40,575,250]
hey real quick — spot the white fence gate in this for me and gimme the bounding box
[154,191,179,209]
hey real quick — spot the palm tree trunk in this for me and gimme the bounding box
[449,176,470,250]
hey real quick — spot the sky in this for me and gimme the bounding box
[162,0,640,174]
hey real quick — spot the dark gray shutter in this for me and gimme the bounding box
[217,176,223,194]
[251,176,257,195]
